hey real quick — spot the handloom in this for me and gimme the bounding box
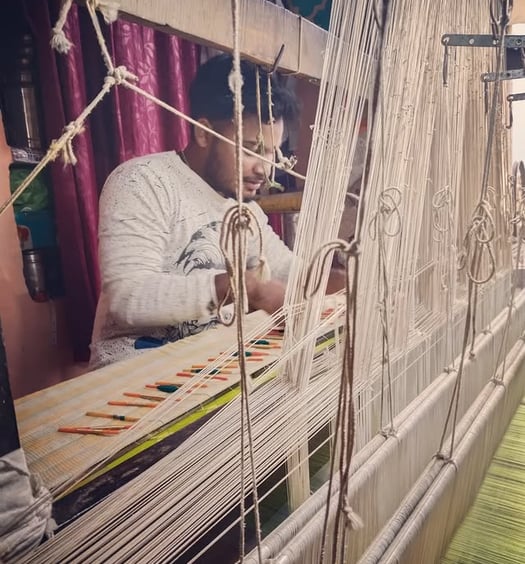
[3,0,525,562]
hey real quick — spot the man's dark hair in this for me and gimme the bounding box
[189,53,299,125]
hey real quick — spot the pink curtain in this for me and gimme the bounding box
[25,1,199,360]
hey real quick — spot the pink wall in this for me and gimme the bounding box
[0,120,86,399]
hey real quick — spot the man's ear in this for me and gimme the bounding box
[194,118,213,148]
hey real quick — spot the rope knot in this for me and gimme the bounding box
[218,204,267,325]
[50,0,74,53]
[275,146,298,171]
[63,123,84,166]
[48,121,85,167]
[90,0,120,23]
[471,200,495,243]
[237,209,252,231]
[51,27,73,54]
[228,69,244,114]
[378,188,401,216]
[108,65,138,86]
[432,186,453,241]
[458,198,496,284]
[342,498,364,531]
[368,186,402,240]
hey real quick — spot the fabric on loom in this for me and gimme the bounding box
[90,152,293,368]
[0,449,54,563]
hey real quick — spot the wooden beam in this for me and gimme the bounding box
[511,0,525,24]
[256,191,302,213]
[95,0,327,80]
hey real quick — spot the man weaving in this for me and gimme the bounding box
[90,54,343,368]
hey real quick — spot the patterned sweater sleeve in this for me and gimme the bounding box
[250,202,294,282]
[98,161,222,327]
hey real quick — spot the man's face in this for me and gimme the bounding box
[203,114,285,202]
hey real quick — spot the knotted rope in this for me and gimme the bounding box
[432,186,453,242]
[304,238,363,563]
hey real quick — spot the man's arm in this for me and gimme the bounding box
[99,164,223,327]
[252,202,346,297]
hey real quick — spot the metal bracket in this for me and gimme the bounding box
[508,92,525,102]
[441,34,525,49]
[506,92,525,129]
[482,68,525,82]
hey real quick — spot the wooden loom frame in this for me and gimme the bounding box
[79,0,328,80]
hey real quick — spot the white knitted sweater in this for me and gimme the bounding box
[90,152,293,368]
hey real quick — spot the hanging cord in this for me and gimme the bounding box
[228,1,263,561]
[432,184,456,373]
[438,2,509,460]
[306,4,392,560]
[363,0,398,438]
[85,0,117,73]
[368,188,402,436]
[256,47,299,193]
[50,0,74,53]
[304,239,363,564]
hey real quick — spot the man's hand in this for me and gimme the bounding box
[215,271,286,315]
[215,266,344,317]
[245,274,286,314]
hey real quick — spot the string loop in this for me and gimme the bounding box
[432,186,453,241]
[368,186,402,240]
[458,199,497,284]
[304,239,359,300]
